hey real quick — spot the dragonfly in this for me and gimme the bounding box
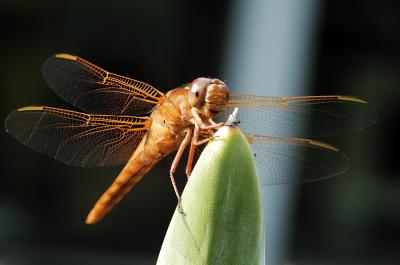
[5,54,375,224]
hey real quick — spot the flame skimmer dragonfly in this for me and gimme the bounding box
[5,54,375,224]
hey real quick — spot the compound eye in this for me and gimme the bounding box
[188,77,209,107]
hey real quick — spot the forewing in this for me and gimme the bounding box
[216,94,376,138]
[247,135,348,185]
[42,54,164,115]
[5,106,149,167]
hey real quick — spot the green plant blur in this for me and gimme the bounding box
[157,125,262,265]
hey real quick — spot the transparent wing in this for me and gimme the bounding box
[246,135,348,185]
[42,54,164,115]
[5,106,149,167]
[216,94,376,138]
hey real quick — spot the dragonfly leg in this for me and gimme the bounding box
[169,128,193,214]
[185,143,195,178]
[185,126,220,179]
[207,117,224,128]
[200,123,223,130]
[185,114,222,178]
[193,135,218,146]
[169,172,184,214]
[185,124,200,178]
[191,108,224,130]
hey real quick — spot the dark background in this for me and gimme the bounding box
[0,0,399,264]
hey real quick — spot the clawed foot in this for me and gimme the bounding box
[177,198,185,215]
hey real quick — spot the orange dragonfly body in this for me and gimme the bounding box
[5,54,375,224]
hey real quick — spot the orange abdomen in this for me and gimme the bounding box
[85,91,190,224]
[85,134,160,224]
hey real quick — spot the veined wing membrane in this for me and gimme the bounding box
[246,135,349,185]
[5,106,149,167]
[216,94,376,138]
[42,54,164,115]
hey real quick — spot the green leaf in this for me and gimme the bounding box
[157,125,263,265]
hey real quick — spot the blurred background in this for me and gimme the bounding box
[0,0,399,264]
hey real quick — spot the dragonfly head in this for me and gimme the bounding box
[188,77,229,115]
